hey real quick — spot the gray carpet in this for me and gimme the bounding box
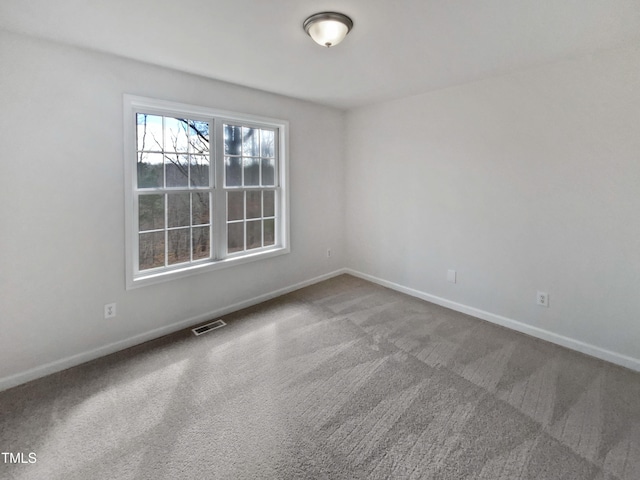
[1,274,639,479]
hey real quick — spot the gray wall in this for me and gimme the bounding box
[346,43,640,366]
[0,30,346,387]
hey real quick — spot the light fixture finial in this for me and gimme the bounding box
[303,12,353,48]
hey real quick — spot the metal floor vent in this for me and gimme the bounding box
[192,319,226,336]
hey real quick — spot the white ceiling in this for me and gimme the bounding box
[1,0,640,109]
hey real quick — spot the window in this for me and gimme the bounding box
[124,96,289,289]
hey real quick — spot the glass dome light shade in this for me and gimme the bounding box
[303,12,353,48]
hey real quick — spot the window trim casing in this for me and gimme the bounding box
[123,94,290,290]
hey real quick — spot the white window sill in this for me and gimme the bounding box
[126,246,290,290]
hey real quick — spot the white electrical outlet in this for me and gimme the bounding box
[536,292,549,307]
[104,303,117,319]
[447,269,457,283]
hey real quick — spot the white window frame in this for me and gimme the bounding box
[124,95,290,289]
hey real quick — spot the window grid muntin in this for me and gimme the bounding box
[223,124,278,189]
[225,188,277,255]
[126,96,288,288]
[222,122,279,256]
[135,112,213,272]
[137,119,281,266]
[136,114,212,190]
[137,191,213,272]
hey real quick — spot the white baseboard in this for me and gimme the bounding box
[346,269,640,372]
[4,266,636,391]
[0,268,348,392]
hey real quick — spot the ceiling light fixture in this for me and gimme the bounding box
[303,12,353,48]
